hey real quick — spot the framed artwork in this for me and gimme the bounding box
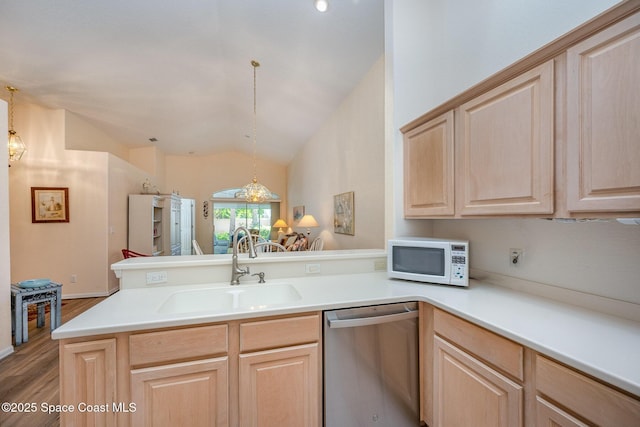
[293,205,305,221]
[333,191,354,235]
[31,187,70,223]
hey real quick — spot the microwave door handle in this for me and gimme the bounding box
[327,308,418,329]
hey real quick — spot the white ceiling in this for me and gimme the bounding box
[0,0,384,164]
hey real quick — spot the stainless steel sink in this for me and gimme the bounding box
[158,283,302,314]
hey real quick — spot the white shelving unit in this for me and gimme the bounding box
[128,195,165,256]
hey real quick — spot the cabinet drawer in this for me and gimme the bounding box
[433,308,524,381]
[240,313,320,352]
[129,324,228,366]
[536,355,640,427]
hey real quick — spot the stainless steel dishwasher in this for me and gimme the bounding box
[323,302,420,426]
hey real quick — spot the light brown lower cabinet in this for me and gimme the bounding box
[433,336,523,426]
[426,306,524,427]
[59,312,321,427]
[130,357,229,426]
[239,343,319,427]
[421,303,640,427]
[535,396,589,427]
[535,355,640,427]
[59,338,118,427]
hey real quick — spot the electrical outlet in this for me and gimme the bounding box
[146,271,168,284]
[305,263,321,274]
[70,274,77,283]
[374,259,387,271]
[510,249,523,266]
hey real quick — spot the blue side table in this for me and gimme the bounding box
[10,282,62,346]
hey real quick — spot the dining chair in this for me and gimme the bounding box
[236,234,267,253]
[122,249,150,259]
[308,237,324,251]
[255,241,287,253]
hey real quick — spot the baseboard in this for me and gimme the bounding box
[61,290,113,299]
[0,345,14,361]
[471,268,640,322]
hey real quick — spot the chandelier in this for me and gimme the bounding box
[235,60,273,203]
[6,86,27,162]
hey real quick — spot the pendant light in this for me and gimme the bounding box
[6,86,27,162]
[235,60,273,203]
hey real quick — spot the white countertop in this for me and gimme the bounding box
[52,272,640,397]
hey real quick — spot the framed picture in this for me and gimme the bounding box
[293,205,305,221]
[31,187,69,223]
[334,191,354,235]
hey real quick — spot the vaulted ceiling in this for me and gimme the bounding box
[0,0,384,164]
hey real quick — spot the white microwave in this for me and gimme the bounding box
[388,238,469,287]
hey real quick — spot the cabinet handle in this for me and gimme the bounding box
[326,308,418,329]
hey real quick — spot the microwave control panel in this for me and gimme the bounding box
[450,244,468,285]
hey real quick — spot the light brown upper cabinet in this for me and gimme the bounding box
[401,4,640,218]
[566,13,640,213]
[404,111,455,217]
[457,61,554,215]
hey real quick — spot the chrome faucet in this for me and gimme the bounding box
[230,226,258,285]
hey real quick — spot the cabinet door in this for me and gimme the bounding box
[404,111,455,217]
[433,336,523,427]
[239,343,319,427]
[60,338,117,427]
[457,60,554,215]
[130,357,228,427]
[536,355,640,427]
[566,13,640,212]
[536,396,589,427]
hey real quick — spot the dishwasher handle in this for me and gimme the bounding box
[326,307,418,329]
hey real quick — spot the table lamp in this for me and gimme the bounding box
[273,218,288,242]
[298,214,319,238]
[273,219,288,233]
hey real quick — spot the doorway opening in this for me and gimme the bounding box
[211,189,280,254]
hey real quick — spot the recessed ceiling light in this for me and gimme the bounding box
[314,0,329,13]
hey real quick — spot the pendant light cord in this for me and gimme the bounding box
[252,60,259,181]
[7,86,16,132]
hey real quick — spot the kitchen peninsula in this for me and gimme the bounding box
[53,250,640,426]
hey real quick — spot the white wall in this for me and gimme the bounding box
[65,111,131,160]
[0,100,12,358]
[433,219,640,304]
[388,0,640,304]
[108,155,149,292]
[391,0,621,126]
[7,103,145,297]
[287,56,386,250]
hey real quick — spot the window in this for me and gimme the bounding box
[211,189,280,254]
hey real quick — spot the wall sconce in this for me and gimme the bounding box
[6,86,26,163]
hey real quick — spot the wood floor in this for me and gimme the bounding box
[0,297,105,427]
